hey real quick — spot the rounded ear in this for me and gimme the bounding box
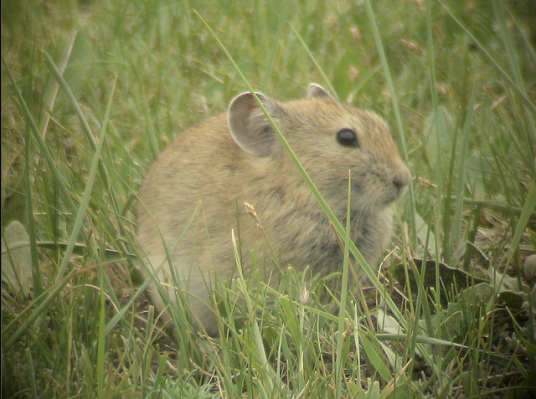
[228,92,280,156]
[307,83,332,99]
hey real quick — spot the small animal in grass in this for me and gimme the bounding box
[136,83,411,336]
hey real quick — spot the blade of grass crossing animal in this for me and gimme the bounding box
[335,173,353,398]
[232,230,283,395]
[196,11,408,331]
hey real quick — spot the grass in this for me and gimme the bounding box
[2,0,536,397]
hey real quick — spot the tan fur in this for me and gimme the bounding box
[136,84,411,336]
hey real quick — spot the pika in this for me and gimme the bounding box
[136,84,411,336]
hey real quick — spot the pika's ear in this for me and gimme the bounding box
[228,92,281,156]
[307,83,332,99]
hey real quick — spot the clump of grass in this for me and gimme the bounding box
[2,0,535,397]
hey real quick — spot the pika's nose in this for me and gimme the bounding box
[393,166,411,190]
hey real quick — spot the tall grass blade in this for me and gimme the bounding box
[24,115,43,299]
[289,25,337,98]
[450,83,478,262]
[52,74,116,283]
[261,0,290,91]
[506,181,536,267]
[425,0,443,313]
[97,265,106,399]
[335,174,353,398]
[196,11,407,331]
[39,32,77,138]
[438,0,536,115]
[25,348,38,399]
[44,51,113,191]
[4,77,117,347]
[2,55,76,211]
[105,275,153,335]
[363,0,416,240]
[232,230,282,395]
[360,332,392,383]
[491,0,536,178]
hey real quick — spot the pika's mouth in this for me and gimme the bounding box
[350,170,410,206]
[392,166,411,192]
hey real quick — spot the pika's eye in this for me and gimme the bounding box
[336,129,359,148]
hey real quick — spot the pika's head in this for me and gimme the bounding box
[228,84,411,213]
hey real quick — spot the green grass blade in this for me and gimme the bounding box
[197,10,407,331]
[363,0,416,241]
[506,181,536,266]
[261,0,290,91]
[289,25,337,98]
[24,116,43,299]
[52,75,116,282]
[4,77,117,347]
[335,174,353,398]
[438,0,536,115]
[36,241,136,261]
[425,0,443,311]
[2,55,76,211]
[44,51,98,151]
[450,83,478,260]
[25,348,38,399]
[360,331,392,383]
[39,32,77,138]
[97,265,106,399]
[105,275,153,335]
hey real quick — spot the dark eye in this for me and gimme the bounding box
[336,128,359,147]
